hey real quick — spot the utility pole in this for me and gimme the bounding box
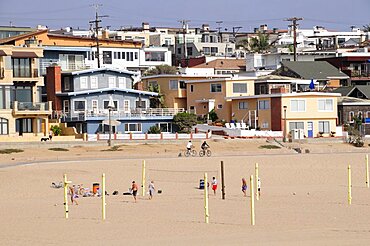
[178,20,190,67]
[284,17,303,61]
[89,4,108,68]
[232,26,242,42]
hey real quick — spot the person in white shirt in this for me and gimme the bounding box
[257,177,261,197]
[186,140,193,151]
[148,181,155,200]
[211,177,218,195]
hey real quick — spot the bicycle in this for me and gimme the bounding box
[184,147,197,157]
[199,148,212,157]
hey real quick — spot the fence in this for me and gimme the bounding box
[87,132,211,142]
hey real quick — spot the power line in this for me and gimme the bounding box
[285,17,303,62]
[89,4,109,68]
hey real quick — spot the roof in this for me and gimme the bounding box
[61,67,139,76]
[338,96,370,105]
[0,29,47,45]
[257,74,296,81]
[192,59,246,70]
[333,85,370,99]
[226,92,341,100]
[281,61,349,80]
[60,87,158,97]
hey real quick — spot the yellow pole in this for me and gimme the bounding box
[63,174,71,219]
[255,163,259,201]
[348,165,352,205]
[102,173,106,220]
[366,154,369,188]
[204,172,209,224]
[250,175,255,226]
[142,160,146,196]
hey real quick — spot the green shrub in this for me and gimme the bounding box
[147,125,161,134]
[50,125,62,136]
[0,149,24,154]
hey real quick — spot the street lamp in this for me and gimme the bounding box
[283,106,287,142]
[107,95,115,147]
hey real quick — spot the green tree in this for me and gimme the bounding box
[144,65,178,76]
[249,32,270,53]
[148,83,165,108]
[50,125,62,136]
[207,109,218,122]
[173,112,197,133]
[147,125,161,134]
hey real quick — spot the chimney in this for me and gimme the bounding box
[46,65,62,111]
[142,22,150,31]
[202,24,210,32]
[102,29,109,39]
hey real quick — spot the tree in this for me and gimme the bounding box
[148,83,165,108]
[173,112,197,133]
[236,38,249,51]
[249,32,270,53]
[207,109,218,122]
[147,125,161,134]
[144,65,178,76]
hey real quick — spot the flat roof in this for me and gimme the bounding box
[226,92,342,100]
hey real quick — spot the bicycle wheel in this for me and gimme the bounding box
[206,149,212,157]
[191,149,197,157]
[199,150,205,157]
[184,150,190,157]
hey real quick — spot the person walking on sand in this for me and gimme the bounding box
[148,181,155,200]
[49,130,53,141]
[257,177,261,197]
[211,177,218,195]
[131,181,138,203]
[242,178,248,197]
[69,185,79,205]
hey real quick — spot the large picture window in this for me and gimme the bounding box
[74,100,86,112]
[103,100,118,110]
[258,100,270,110]
[289,122,304,131]
[145,51,165,61]
[125,123,142,132]
[239,101,248,109]
[169,80,178,90]
[12,58,31,77]
[318,121,330,133]
[103,51,112,64]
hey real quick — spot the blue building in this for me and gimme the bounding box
[46,66,183,134]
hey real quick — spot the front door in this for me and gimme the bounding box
[308,122,313,138]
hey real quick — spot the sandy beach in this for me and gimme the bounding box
[1,139,370,245]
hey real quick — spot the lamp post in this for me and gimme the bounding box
[283,106,287,142]
[107,95,115,147]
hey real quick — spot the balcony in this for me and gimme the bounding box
[55,108,185,122]
[12,101,53,116]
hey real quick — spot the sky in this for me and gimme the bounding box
[0,0,369,32]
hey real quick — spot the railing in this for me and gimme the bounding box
[53,108,186,121]
[16,102,49,111]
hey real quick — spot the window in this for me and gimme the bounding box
[319,121,330,133]
[211,47,218,55]
[125,123,142,132]
[290,99,305,112]
[179,80,186,89]
[145,51,165,61]
[187,47,193,56]
[203,47,210,55]
[113,52,118,59]
[157,122,172,132]
[124,100,130,112]
[63,100,69,113]
[262,122,269,128]
[217,104,223,109]
[12,58,31,77]
[118,77,126,88]
[103,100,118,110]
[64,77,70,91]
[0,118,8,135]
[289,122,304,130]
[117,52,121,59]
[318,99,333,111]
[80,77,88,89]
[90,77,98,89]
[190,85,194,92]
[135,52,138,59]
[103,51,112,64]
[74,100,86,112]
[122,52,125,60]
[169,80,178,90]
[211,83,222,92]
[366,111,370,119]
[239,101,248,109]
[92,100,98,113]
[108,77,116,88]
[258,100,270,110]
[349,111,354,122]
[233,83,247,93]
[136,100,146,108]
[358,111,363,119]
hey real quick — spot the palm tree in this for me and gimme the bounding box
[249,32,270,53]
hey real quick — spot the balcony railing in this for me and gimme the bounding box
[12,101,52,115]
[53,108,185,121]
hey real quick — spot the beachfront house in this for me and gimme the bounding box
[46,66,182,134]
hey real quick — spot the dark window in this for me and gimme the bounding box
[74,101,86,111]
[103,51,112,64]
[190,85,194,92]
[0,117,8,135]
[210,83,222,92]
[135,52,138,59]
[122,52,125,59]
[103,100,118,110]
[179,80,186,89]
[12,58,31,77]
[145,51,165,61]
[187,47,193,56]
[117,52,121,59]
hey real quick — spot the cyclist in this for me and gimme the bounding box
[201,140,210,151]
[186,140,193,151]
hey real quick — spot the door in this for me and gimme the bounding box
[308,121,313,138]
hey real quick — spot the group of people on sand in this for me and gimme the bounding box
[130,180,156,203]
[241,177,261,197]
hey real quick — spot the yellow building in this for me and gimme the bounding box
[228,92,340,138]
[141,74,229,110]
[187,77,256,122]
[0,43,52,140]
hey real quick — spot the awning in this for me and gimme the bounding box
[0,50,7,56]
[102,119,121,126]
[12,51,39,58]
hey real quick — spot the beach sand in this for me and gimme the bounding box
[1,139,370,245]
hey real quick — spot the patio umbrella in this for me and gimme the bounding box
[309,79,315,90]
